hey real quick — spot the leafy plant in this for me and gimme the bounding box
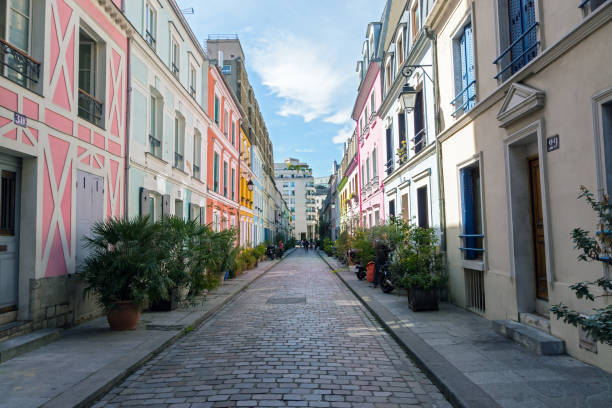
[81,217,169,312]
[551,186,612,345]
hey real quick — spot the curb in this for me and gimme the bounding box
[317,252,500,408]
[42,249,294,408]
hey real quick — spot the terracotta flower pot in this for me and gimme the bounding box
[107,301,141,330]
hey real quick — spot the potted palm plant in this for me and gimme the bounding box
[391,226,446,311]
[81,217,169,330]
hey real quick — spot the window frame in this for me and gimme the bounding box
[144,1,157,50]
[170,36,180,78]
[451,18,477,117]
[173,114,185,170]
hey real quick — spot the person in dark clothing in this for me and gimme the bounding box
[372,238,389,288]
[304,240,309,252]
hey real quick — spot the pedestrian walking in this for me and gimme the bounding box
[304,240,309,252]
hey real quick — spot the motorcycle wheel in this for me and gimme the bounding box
[356,270,366,280]
[381,279,394,293]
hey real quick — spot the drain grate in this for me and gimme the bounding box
[266,297,306,305]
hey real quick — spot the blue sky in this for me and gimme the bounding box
[177,0,386,177]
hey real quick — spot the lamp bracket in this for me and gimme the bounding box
[401,64,433,83]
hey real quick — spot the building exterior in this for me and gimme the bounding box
[239,127,254,247]
[430,0,612,370]
[0,0,130,327]
[205,64,241,232]
[378,0,441,235]
[338,131,361,235]
[251,142,265,245]
[354,22,386,229]
[275,158,316,240]
[124,0,210,226]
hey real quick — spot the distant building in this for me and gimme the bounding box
[275,158,316,240]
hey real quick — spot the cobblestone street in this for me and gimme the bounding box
[94,250,449,408]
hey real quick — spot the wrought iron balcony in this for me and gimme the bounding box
[493,22,539,80]
[190,86,196,98]
[149,134,162,158]
[174,152,184,170]
[0,39,40,89]
[385,158,395,176]
[78,89,104,127]
[145,31,156,50]
[411,129,426,154]
[171,63,179,78]
[451,80,476,117]
[193,164,200,180]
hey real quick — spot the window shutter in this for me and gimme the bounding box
[460,168,476,259]
[460,28,468,108]
[162,194,171,216]
[140,188,150,218]
[508,0,524,73]
[464,24,475,110]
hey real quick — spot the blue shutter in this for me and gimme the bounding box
[464,24,475,110]
[460,168,477,259]
[522,0,537,64]
[460,29,467,110]
[508,0,524,74]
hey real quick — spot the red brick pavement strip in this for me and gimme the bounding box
[317,251,501,408]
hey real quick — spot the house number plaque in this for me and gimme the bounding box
[13,112,26,127]
[547,135,559,152]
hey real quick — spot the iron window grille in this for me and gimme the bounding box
[174,152,184,170]
[411,129,426,153]
[149,134,162,158]
[0,39,40,89]
[171,63,179,77]
[78,89,104,127]
[145,31,156,49]
[451,80,477,117]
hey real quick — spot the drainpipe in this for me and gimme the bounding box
[124,34,131,219]
[425,27,446,254]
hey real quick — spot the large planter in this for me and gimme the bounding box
[407,287,439,312]
[107,301,141,330]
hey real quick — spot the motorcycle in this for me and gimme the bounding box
[379,263,395,294]
[266,245,276,260]
[349,249,367,280]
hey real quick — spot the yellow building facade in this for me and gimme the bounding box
[239,128,255,247]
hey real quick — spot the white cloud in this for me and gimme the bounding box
[324,109,352,125]
[251,32,348,123]
[332,125,354,144]
[295,148,315,153]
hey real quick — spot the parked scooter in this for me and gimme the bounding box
[266,245,276,260]
[379,263,395,293]
[349,249,367,280]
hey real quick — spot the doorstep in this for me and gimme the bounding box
[0,249,293,408]
[318,251,612,408]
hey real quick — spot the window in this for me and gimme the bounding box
[398,112,406,163]
[361,164,365,192]
[385,61,392,91]
[175,199,183,219]
[173,116,184,170]
[193,131,201,180]
[213,212,220,232]
[494,0,538,80]
[417,185,428,228]
[580,0,606,15]
[171,38,179,77]
[231,122,235,145]
[189,65,196,97]
[214,95,219,124]
[0,170,16,235]
[1,0,39,88]
[452,23,476,117]
[413,90,425,154]
[411,1,421,42]
[231,167,235,201]
[223,161,228,197]
[370,93,375,115]
[374,210,380,226]
[460,164,483,260]
[396,32,404,67]
[601,101,612,194]
[389,199,395,218]
[372,148,377,181]
[386,126,394,175]
[213,152,219,193]
[149,94,162,158]
[224,109,229,136]
[78,29,103,127]
[145,2,156,49]
[401,193,409,220]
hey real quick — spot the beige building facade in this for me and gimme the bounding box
[430,0,612,370]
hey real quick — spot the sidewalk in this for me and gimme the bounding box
[318,251,612,408]
[0,250,293,408]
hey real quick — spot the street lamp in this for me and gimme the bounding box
[247,179,254,191]
[399,84,418,112]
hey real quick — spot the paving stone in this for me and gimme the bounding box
[96,252,447,407]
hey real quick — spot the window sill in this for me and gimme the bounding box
[462,259,485,271]
[145,152,168,165]
[172,166,189,177]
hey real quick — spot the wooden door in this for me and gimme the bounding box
[528,158,548,300]
[75,170,104,271]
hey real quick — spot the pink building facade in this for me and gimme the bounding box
[353,22,385,228]
[0,0,130,328]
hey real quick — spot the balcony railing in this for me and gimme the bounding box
[193,164,200,179]
[0,39,40,89]
[451,80,476,117]
[411,128,426,154]
[385,157,395,176]
[149,134,162,158]
[78,89,104,127]
[174,152,184,170]
[493,22,539,80]
[145,31,156,49]
[459,233,485,260]
[171,63,179,77]
[190,86,196,97]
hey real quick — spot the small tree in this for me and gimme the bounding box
[550,186,612,346]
